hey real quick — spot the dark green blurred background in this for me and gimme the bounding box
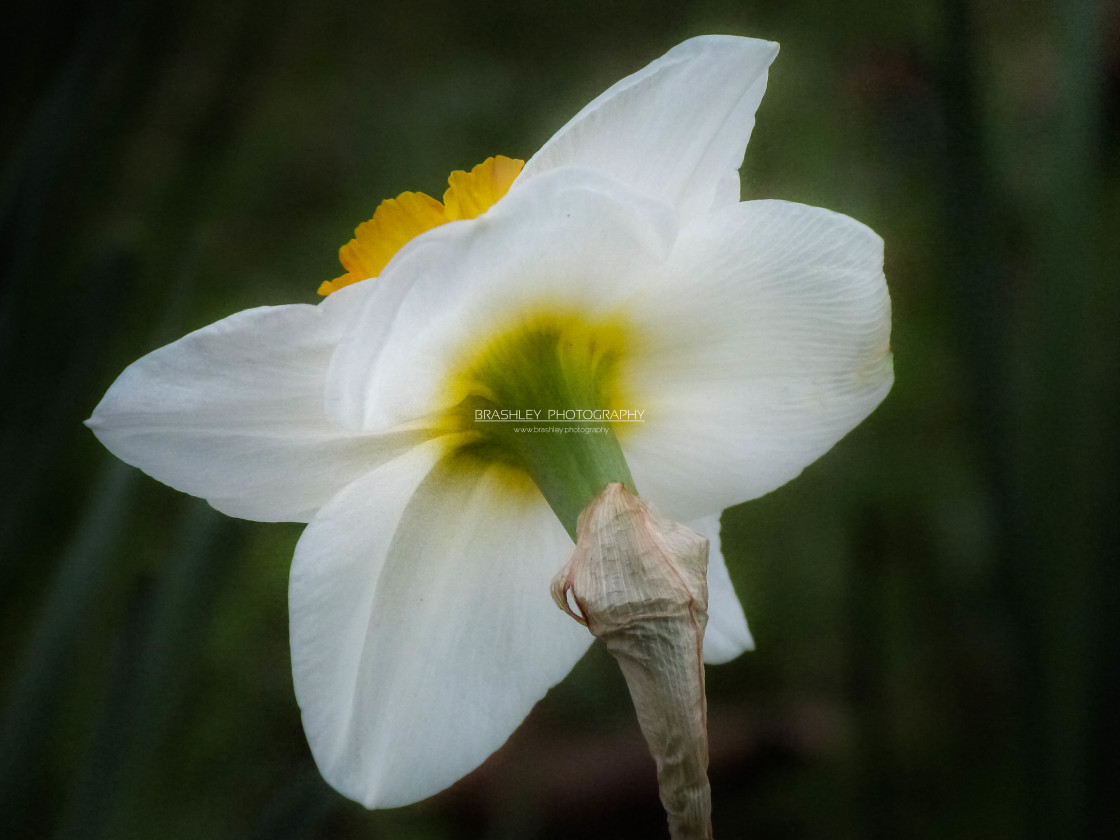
[2,0,1117,837]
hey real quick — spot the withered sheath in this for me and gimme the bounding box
[553,483,713,840]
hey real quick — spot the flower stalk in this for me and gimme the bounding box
[552,483,714,840]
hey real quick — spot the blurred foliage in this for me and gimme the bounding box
[2,0,1118,838]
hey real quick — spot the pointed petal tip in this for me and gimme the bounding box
[675,33,780,62]
[519,33,782,221]
[83,399,118,441]
[85,392,115,432]
[704,626,756,665]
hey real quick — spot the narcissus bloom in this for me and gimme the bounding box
[87,36,892,807]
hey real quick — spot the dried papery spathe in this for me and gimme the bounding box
[553,483,713,840]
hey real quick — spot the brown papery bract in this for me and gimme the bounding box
[552,483,713,840]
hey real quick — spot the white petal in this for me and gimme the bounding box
[518,35,779,220]
[622,200,894,520]
[689,513,753,664]
[327,167,678,432]
[289,444,591,808]
[87,283,425,522]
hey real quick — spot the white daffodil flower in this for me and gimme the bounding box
[87,35,893,809]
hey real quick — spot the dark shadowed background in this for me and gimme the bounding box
[2,0,1117,838]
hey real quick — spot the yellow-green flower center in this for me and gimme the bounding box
[442,309,638,537]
